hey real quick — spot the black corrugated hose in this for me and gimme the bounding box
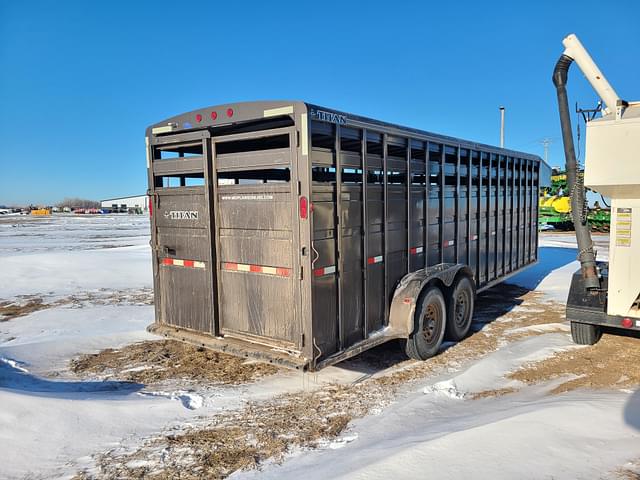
[552,54,600,290]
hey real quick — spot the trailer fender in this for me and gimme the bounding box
[389,264,474,337]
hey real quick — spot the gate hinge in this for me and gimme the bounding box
[296,131,300,148]
[300,266,303,280]
[301,333,305,347]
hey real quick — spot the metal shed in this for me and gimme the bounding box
[146,101,548,370]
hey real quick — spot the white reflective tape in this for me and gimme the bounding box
[415,246,424,254]
[373,255,383,263]
[151,124,174,134]
[173,259,184,267]
[194,261,205,269]
[145,136,150,168]
[324,265,336,274]
[237,264,250,272]
[262,266,277,275]
[264,105,294,118]
[300,113,308,156]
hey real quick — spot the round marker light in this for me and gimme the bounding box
[195,113,202,123]
[226,108,234,118]
[211,111,218,120]
[622,317,633,328]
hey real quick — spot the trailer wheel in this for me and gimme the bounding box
[405,286,446,361]
[570,321,602,345]
[445,276,475,342]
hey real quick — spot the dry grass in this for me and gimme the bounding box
[0,298,48,321]
[70,340,280,385]
[470,387,518,400]
[0,288,153,322]
[508,333,640,394]
[77,283,570,479]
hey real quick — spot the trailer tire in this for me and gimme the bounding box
[570,321,602,345]
[445,276,475,342]
[405,286,446,361]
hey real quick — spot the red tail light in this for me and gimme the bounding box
[299,196,308,219]
[211,111,218,120]
[622,317,633,328]
[195,113,203,123]
[226,108,234,118]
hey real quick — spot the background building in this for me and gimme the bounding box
[100,194,148,213]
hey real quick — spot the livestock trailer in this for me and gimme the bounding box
[146,101,548,370]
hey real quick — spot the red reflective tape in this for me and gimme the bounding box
[276,267,291,277]
[162,258,173,266]
[409,247,417,255]
[183,260,194,268]
[314,267,325,276]
[250,264,262,273]
[367,257,375,265]
[367,256,383,264]
[223,262,238,270]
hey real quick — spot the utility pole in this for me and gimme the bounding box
[499,106,505,148]
[541,138,552,164]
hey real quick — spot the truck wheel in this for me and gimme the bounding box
[445,276,475,342]
[405,286,446,361]
[570,321,602,345]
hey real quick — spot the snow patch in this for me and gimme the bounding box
[139,391,205,410]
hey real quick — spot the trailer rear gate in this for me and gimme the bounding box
[147,101,544,370]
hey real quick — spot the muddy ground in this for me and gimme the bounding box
[75,284,587,479]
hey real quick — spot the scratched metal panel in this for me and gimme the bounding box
[217,188,292,230]
[156,190,208,229]
[219,229,293,267]
[220,271,296,342]
[312,273,338,356]
[159,260,211,332]
[157,228,209,261]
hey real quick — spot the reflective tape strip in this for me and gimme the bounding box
[161,258,205,269]
[409,246,424,255]
[367,255,384,265]
[471,235,479,241]
[263,105,293,117]
[443,240,455,247]
[222,262,290,277]
[313,265,336,277]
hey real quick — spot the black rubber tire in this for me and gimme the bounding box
[405,286,447,361]
[571,321,602,345]
[445,276,475,342]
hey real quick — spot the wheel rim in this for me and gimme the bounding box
[454,290,470,328]
[421,302,442,343]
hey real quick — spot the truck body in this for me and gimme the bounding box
[146,101,547,370]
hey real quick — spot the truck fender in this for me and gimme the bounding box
[388,264,475,337]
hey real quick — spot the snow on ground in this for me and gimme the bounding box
[1,215,638,479]
[0,215,372,479]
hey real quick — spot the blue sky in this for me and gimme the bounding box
[1,0,638,205]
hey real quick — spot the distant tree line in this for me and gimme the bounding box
[56,198,100,209]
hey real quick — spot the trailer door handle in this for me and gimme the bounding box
[162,246,176,256]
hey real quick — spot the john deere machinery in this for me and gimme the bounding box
[539,169,610,231]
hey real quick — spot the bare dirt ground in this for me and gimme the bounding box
[509,331,640,394]
[76,284,578,479]
[71,340,280,385]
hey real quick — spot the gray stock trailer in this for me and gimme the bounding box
[146,101,548,371]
